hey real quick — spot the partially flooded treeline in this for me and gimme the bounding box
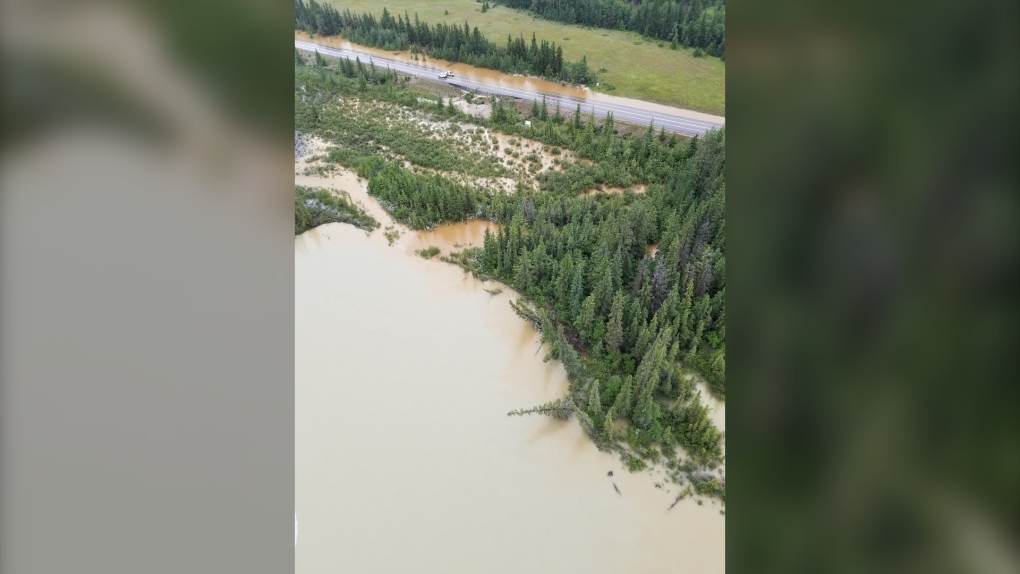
[295,0,596,84]
[295,185,379,235]
[295,59,725,496]
[476,127,725,490]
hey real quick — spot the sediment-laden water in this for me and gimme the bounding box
[295,164,724,573]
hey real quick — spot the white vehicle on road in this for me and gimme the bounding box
[437,71,454,79]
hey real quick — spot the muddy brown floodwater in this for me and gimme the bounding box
[296,31,725,126]
[295,156,724,573]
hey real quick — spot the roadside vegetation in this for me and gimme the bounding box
[297,0,596,84]
[317,0,724,114]
[296,56,725,499]
[295,185,379,234]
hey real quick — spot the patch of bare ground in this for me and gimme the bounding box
[582,183,648,196]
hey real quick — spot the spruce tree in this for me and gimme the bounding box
[673,366,693,402]
[575,409,597,441]
[575,294,598,343]
[557,327,584,383]
[605,290,625,350]
[555,253,574,309]
[568,258,586,317]
[678,279,695,346]
[482,228,498,271]
[611,375,633,418]
[662,426,675,448]
[633,316,656,360]
[602,406,615,442]
[625,299,644,351]
[632,377,658,429]
[587,379,603,421]
[514,249,535,293]
[687,319,706,360]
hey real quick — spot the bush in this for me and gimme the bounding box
[417,246,441,259]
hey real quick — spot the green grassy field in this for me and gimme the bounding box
[328,0,725,115]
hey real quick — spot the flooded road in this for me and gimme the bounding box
[295,148,724,572]
[296,33,724,135]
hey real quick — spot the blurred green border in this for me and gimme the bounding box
[726,0,1019,571]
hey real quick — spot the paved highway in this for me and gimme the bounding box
[296,39,724,137]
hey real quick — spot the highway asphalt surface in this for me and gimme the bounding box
[296,39,724,137]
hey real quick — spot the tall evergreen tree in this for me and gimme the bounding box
[587,379,603,421]
[611,375,634,418]
[602,406,615,441]
[575,294,598,343]
[569,257,586,317]
[605,290,625,350]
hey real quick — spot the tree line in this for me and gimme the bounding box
[494,0,725,58]
[480,133,725,464]
[461,98,728,464]
[473,91,727,464]
[295,1,596,83]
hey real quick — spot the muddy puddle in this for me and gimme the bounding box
[407,220,498,255]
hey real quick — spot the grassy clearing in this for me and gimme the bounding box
[327,0,725,115]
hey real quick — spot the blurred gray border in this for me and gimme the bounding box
[1,2,295,574]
